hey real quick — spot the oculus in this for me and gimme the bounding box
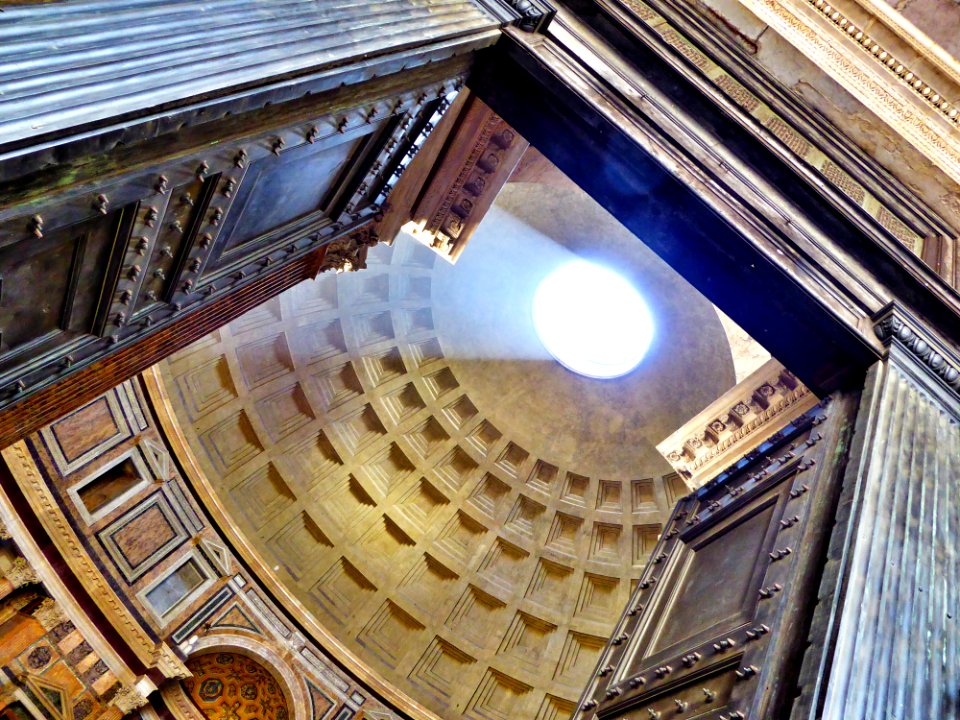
[532,260,654,379]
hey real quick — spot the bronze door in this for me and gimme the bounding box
[577,396,857,720]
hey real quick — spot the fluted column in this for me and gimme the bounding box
[817,309,960,719]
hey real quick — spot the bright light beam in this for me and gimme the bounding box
[532,260,654,379]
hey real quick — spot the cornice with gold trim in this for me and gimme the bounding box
[0,457,137,684]
[160,683,206,720]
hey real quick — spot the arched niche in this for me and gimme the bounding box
[172,637,307,720]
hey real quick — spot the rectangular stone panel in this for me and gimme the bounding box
[98,489,190,582]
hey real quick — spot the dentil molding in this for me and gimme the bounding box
[733,0,960,187]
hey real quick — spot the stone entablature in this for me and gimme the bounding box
[657,359,819,488]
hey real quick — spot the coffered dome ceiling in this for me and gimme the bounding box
[158,170,749,720]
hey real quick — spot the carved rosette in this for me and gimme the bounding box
[657,359,818,488]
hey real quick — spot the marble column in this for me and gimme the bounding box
[807,308,960,719]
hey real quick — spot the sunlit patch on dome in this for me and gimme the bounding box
[532,260,655,379]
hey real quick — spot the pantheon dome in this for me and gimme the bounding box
[157,158,769,720]
[1,2,957,719]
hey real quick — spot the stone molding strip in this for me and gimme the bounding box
[611,0,936,257]
[851,0,960,92]
[0,457,142,686]
[873,302,960,395]
[0,441,189,680]
[803,0,958,124]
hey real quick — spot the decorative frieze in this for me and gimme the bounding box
[611,0,934,260]
[657,359,818,488]
[802,0,959,125]
[725,0,960,186]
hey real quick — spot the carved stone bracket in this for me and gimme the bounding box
[110,684,150,715]
[405,94,529,262]
[30,597,68,631]
[873,303,960,394]
[477,0,556,32]
[5,556,39,590]
[318,224,381,274]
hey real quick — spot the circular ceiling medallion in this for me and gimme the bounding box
[532,260,655,379]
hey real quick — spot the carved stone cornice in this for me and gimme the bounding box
[153,643,191,681]
[604,0,957,262]
[406,95,529,262]
[731,0,960,187]
[657,359,819,488]
[873,303,960,394]
[0,471,138,685]
[803,0,959,126]
[851,0,960,89]
[0,441,190,679]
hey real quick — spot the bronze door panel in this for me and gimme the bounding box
[210,128,377,268]
[579,398,857,720]
[642,492,783,661]
[0,209,128,379]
